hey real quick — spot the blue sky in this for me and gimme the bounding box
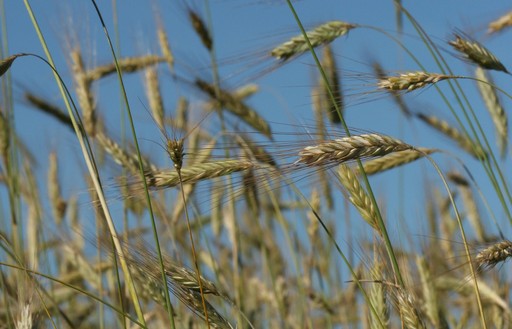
[3,1,512,248]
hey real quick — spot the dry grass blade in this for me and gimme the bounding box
[377,72,457,92]
[475,67,508,158]
[270,21,356,61]
[475,240,512,272]
[195,79,272,137]
[338,164,381,233]
[296,133,411,167]
[357,148,436,175]
[416,113,486,159]
[85,55,166,81]
[144,160,254,189]
[449,33,508,73]
[488,11,512,34]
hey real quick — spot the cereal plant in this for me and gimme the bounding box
[1,1,512,328]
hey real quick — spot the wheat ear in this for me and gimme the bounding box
[338,164,381,233]
[475,67,508,158]
[85,55,166,81]
[145,67,165,130]
[126,249,233,329]
[270,21,356,61]
[195,79,271,137]
[373,62,411,117]
[157,24,174,71]
[71,49,96,136]
[416,113,486,159]
[378,72,457,91]
[145,160,254,189]
[488,11,512,34]
[321,44,343,123]
[475,240,512,272]
[188,9,213,51]
[296,133,411,167]
[96,131,157,175]
[449,33,508,73]
[357,148,435,175]
[395,288,427,329]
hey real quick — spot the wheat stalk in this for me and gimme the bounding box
[378,72,456,91]
[475,67,508,158]
[270,21,356,61]
[449,33,508,73]
[488,11,512,34]
[296,133,411,167]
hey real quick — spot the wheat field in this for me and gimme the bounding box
[1,1,512,328]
